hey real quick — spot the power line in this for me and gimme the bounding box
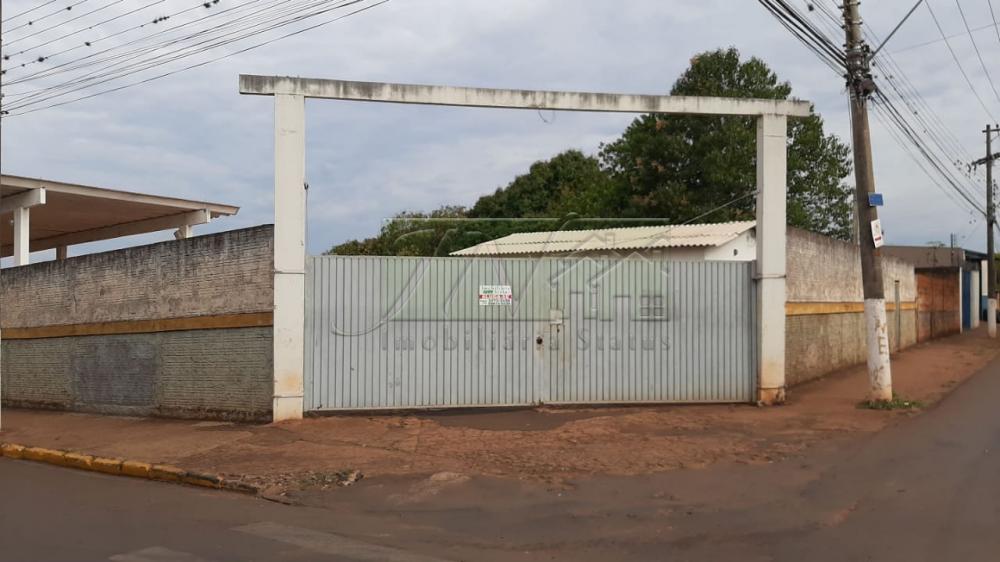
[891,21,1000,53]
[2,0,246,80]
[3,0,343,107]
[2,0,127,49]
[990,0,1000,44]
[843,0,980,174]
[1,0,60,24]
[924,0,998,121]
[1,0,389,117]
[758,0,846,75]
[3,0,91,35]
[800,0,987,215]
[874,103,981,214]
[954,0,1000,104]
[1,0,166,59]
[874,88,986,213]
[2,0,273,82]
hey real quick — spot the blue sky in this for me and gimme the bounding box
[1,0,997,263]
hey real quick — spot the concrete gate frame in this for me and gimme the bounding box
[238,75,812,422]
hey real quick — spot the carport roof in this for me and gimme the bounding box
[1,174,239,257]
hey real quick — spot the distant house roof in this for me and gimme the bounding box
[882,245,989,270]
[450,221,756,257]
[881,246,965,269]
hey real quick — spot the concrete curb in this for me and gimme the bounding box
[0,442,260,495]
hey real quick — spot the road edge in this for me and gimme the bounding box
[0,442,261,495]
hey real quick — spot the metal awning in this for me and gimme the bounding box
[1,174,239,262]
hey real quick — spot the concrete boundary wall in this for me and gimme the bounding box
[1,226,275,421]
[785,228,918,387]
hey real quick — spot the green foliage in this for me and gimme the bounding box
[329,150,616,257]
[329,47,855,256]
[327,204,570,257]
[599,47,853,239]
[858,393,924,411]
[469,150,616,218]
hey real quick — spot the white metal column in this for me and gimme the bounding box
[272,93,307,422]
[755,114,788,404]
[13,206,30,266]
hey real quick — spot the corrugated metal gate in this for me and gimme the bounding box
[304,255,756,411]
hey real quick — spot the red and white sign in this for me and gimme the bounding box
[871,219,884,249]
[478,285,513,306]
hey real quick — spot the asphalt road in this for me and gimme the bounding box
[3,356,1000,561]
[0,458,467,562]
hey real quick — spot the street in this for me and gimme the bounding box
[3,353,1000,561]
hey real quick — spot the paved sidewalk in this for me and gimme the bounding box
[2,329,997,493]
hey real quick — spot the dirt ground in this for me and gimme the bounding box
[2,328,997,493]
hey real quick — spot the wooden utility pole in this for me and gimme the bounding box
[843,0,892,401]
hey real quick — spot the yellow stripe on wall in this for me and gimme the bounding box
[786,301,917,316]
[0,312,273,340]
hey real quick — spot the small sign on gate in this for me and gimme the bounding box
[478,285,513,306]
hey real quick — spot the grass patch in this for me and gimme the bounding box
[858,393,924,411]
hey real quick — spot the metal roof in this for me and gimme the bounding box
[1,174,239,257]
[450,221,756,257]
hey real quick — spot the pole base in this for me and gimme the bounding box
[867,387,893,403]
[989,299,997,339]
[757,387,786,406]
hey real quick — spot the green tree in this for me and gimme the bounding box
[329,206,470,257]
[330,48,855,256]
[599,47,854,239]
[329,151,617,256]
[469,149,615,218]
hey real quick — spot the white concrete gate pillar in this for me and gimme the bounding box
[272,93,307,422]
[755,114,787,404]
[12,207,30,266]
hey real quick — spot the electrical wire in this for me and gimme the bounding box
[1,0,166,60]
[990,0,1000,44]
[954,0,1000,104]
[812,0,975,167]
[1,0,60,24]
[892,20,999,53]
[874,89,986,213]
[2,0,265,81]
[758,0,846,75]
[4,0,303,89]
[3,0,91,35]
[1,0,389,117]
[875,104,981,214]
[925,0,998,121]
[845,0,981,183]
[3,0,356,109]
[798,0,988,216]
[2,0,128,49]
